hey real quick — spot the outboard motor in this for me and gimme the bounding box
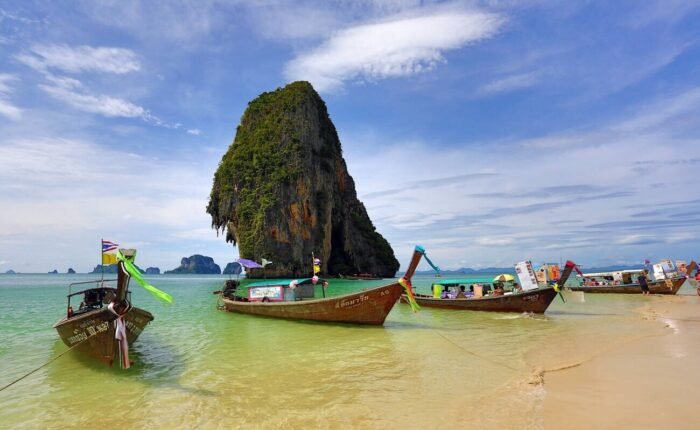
[223,280,239,299]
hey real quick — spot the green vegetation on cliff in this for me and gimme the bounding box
[207,81,399,278]
[209,82,319,257]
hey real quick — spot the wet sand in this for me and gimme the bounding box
[542,294,700,429]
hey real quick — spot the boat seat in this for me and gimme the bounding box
[295,284,315,300]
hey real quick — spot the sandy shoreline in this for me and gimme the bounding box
[542,294,700,429]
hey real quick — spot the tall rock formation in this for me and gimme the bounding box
[207,81,399,278]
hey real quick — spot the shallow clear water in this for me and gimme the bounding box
[0,274,694,429]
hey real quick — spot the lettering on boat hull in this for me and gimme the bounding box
[68,320,109,345]
[335,294,369,309]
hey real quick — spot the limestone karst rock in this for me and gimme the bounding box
[165,255,221,274]
[207,81,399,278]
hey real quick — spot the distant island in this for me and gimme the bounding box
[90,264,147,274]
[48,269,58,274]
[145,267,160,274]
[4,269,16,274]
[91,264,118,274]
[67,268,76,274]
[166,255,221,274]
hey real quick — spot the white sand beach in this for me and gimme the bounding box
[543,294,700,429]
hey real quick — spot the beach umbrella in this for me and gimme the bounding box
[493,274,514,282]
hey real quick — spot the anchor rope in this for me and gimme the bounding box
[432,329,520,372]
[0,329,100,393]
[0,300,137,392]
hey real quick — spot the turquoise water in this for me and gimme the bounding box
[0,274,694,428]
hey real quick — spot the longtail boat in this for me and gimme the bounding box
[567,263,689,295]
[219,246,425,325]
[566,277,685,295]
[401,260,580,314]
[53,249,171,368]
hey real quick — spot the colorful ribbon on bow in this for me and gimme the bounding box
[399,277,420,312]
[423,252,441,275]
[117,250,173,303]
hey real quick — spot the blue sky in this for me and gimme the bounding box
[1,0,699,273]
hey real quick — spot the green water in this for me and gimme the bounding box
[0,274,694,429]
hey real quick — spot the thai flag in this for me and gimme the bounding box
[102,240,119,252]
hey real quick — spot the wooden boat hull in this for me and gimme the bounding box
[401,287,559,314]
[567,278,684,295]
[222,283,404,325]
[53,307,153,366]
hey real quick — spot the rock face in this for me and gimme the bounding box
[67,268,76,274]
[223,262,243,275]
[145,267,160,275]
[207,81,399,278]
[166,255,221,274]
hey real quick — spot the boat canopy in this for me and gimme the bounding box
[238,258,263,269]
[246,278,314,287]
[431,277,506,286]
[583,270,643,277]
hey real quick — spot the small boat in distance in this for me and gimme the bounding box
[401,260,580,314]
[53,248,171,368]
[568,261,688,295]
[219,246,425,325]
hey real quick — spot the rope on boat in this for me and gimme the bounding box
[432,330,519,372]
[0,331,98,393]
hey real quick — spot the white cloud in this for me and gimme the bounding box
[14,43,191,130]
[16,44,140,74]
[187,128,202,135]
[284,8,504,91]
[342,87,700,269]
[35,74,183,129]
[615,235,653,245]
[0,137,233,272]
[0,74,21,120]
[0,100,21,120]
[477,71,538,95]
[81,0,223,44]
[39,75,149,119]
[477,237,515,246]
[614,87,700,133]
[0,73,18,95]
[246,3,341,41]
